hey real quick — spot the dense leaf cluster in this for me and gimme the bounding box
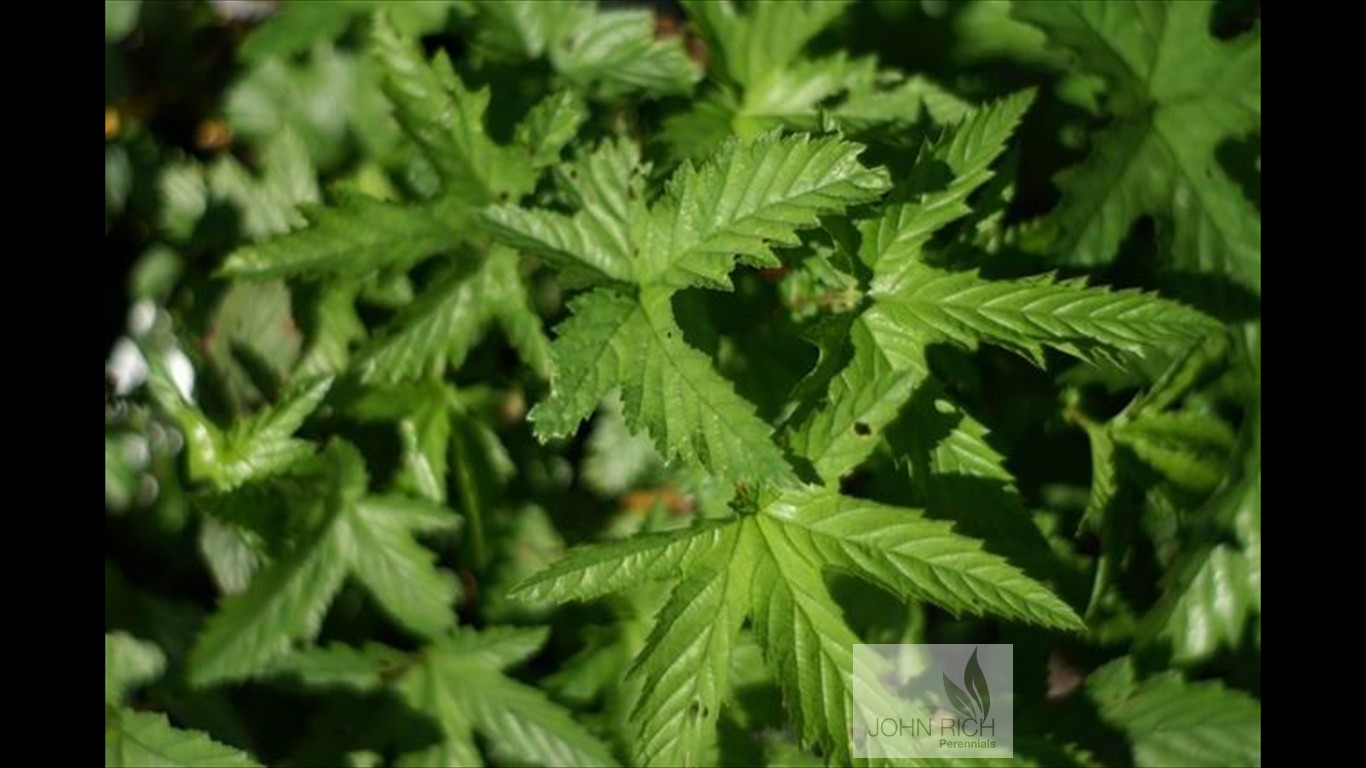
[106,1,1260,766]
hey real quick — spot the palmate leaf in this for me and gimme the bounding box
[488,132,890,290]
[511,486,1081,763]
[189,442,461,686]
[1014,0,1261,293]
[106,708,261,768]
[792,93,1219,482]
[485,132,887,484]
[269,628,617,767]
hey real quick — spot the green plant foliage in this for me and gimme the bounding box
[106,2,1260,766]
[1012,0,1262,294]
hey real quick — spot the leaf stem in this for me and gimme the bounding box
[451,422,487,570]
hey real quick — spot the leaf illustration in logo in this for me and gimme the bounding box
[942,673,977,721]
[964,647,990,721]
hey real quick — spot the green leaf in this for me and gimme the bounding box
[528,289,795,485]
[148,365,333,492]
[265,642,396,691]
[581,392,665,495]
[546,3,700,98]
[354,247,551,383]
[240,1,456,63]
[105,632,166,705]
[515,91,590,169]
[199,517,260,596]
[276,628,618,767]
[188,489,352,686]
[546,7,699,98]
[487,132,887,483]
[510,519,736,605]
[858,90,1034,280]
[189,443,461,685]
[512,485,1079,761]
[1014,0,1261,293]
[795,263,1215,483]
[1139,406,1260,663]
[830,72,972,133]
[463,668,621,767]
[220,195,460,280]
[466,0,562,59]
[481,139,643,287]
[669,0,964,154]
[212,130,323,241]
[468,0,700,98]
[1112,411,1237,494]
[875,265,1219,364]
[106,708,261,768]
[200,279,305,409]
[684,0,850,92]
[349,495,463,639]
[1079,423,1118,534]
[628,551,747,767]
[1087,658,1261,767]
[225,42,362,171]
[791,93,1217,482]
[295,283,368,377]
[759,486,1082,629]
[1140,544,1254,665]
[371,13,535,205]
[643,131,890,290]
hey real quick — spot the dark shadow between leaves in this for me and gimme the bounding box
[1217,133,1261,215]
[880,377,1092,609]
[1209,0,1260,40]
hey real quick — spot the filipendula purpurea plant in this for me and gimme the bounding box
[106,2,1261,766]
